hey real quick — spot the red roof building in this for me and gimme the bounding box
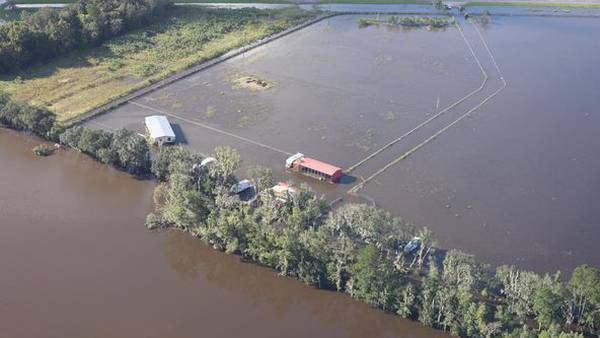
[285,153,342,183]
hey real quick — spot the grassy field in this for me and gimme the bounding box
[463,1,600,8]
[0,6,317,121]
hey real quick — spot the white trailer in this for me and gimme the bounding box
[145,115,176,145]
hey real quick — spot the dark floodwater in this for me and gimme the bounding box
[361,16,600,272]
[0,129,448,338]
[86,14,600,273]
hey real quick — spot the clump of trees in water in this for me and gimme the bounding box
[1,89,599,338]
[358,16,454,29]
[60,127,150,175]
[32,144,54,157]
[0,0,173,73]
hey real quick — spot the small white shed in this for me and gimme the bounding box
[144,115,176,145]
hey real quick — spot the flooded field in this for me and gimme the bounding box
[361,16,600,272]
[87,14,481,194]
[86,14,600,273]
[0,129,449,338]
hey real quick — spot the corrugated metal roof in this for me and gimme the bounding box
[300,157,342,176]
[145,115,175,139]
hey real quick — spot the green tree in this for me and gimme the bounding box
[248,165,274,193]
[412,226,436,273]
[349,245,402,311]
[396,284,417,319]
[566,265,600,332]
[325,233,356,292]
[533,288,564,330]
[496,266,562,326]
[212,145,241,183]
[111,128,150,174]
[324,203,410,252]
[443,249,485,293]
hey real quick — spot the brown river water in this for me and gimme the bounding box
[0,129,448,338]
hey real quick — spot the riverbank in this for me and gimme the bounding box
[1,127,454,338]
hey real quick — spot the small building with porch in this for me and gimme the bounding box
[285,153,342,183]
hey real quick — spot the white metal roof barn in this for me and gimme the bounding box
[144,115,176,145]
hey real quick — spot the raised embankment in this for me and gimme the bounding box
[66,14,338,126]
[66,11,450,126]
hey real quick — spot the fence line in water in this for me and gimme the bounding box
[348,18,507,195]
[345,18,489,173]
[130,101,293,156]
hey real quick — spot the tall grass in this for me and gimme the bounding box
[0,6,317,121]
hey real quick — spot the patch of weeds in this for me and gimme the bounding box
[107,60,126,71]
[205,105,217,118]
[381,111,397,121]
[135,63,161,77]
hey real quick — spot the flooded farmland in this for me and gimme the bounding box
[86,13,600,274]
[0,129,449,338]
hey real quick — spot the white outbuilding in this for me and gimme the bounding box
[144,115,176,145]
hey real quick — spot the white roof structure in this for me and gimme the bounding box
[285,153,304,168]
[200,157,216,167]
[145,115,175,141]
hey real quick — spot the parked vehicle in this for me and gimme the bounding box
[403,237,421,254]
[232,179,254,194]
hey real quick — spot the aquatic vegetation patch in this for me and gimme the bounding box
[233,75,274,91]
[358,15,455,29]
[32,144,54,157]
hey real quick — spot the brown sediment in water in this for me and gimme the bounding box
[0,128,448,338]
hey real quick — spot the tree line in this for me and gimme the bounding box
[0,0,173,73]
[1,92,598,338]
[0,92,57,138]
[147,144,599,338]
[0,92,151,175]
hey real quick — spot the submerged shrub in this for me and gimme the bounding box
[32,144,53,157]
